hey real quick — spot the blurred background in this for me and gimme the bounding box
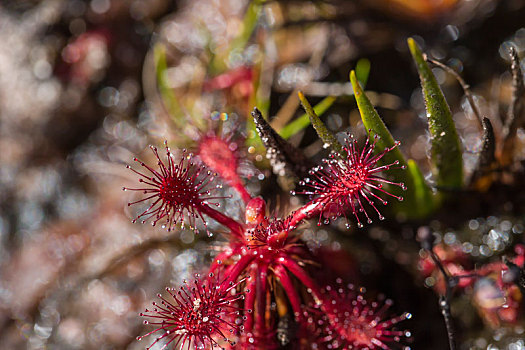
[1,0,525,349]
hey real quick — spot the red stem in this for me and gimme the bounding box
[224,254,255,286]
[230,179,252,204]
[198,203,244,237]
[243,270,257,333]
[274,265,303,320]
[280,256,322,301]
[209,249,236,273]
[255,264,269,335]
[289,201,323,228]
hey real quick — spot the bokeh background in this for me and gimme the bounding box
[1,0,525,349]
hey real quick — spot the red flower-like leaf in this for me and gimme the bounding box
[138,273,245,350]
[124,142,229,235]
[296,134,406,228]
[310,280,412,349]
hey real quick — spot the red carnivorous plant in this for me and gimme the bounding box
[138,272,247,350]
[292,133,406,229]
[126,123,411,349]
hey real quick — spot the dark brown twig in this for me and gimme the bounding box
[429,251,457,350]
[470,117,496,187]
[417,227,457,350]
[501,46,525,165]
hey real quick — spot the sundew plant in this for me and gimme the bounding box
[125,33,525,348]
[2,1,525,350]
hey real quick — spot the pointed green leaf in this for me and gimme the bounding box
[280,59,369,140]
[350,70,404,166]
[355,58,371,87]
[298,91,345,156]
[408,38,463,189]
[350,70,434,218]
[280,96,336,140]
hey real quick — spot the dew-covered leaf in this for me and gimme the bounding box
[350,70,404,165]
[298,91,345,156]
[350,70,434,218]
[408,38,463,190]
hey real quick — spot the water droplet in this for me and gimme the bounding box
[210,111,220,120]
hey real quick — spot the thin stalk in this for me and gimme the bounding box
[198,203,245,237]
[428,249,457,350]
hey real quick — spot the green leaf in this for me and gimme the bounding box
[298,91,345,156]
[154,44,182,127]
[407,159,436,217]
[355,58,371,86]
[350,70,404,165]
[279,59,369,140]
[210,0,263,73]
[279,96,336,140]
[231,1,262,54]
[408,38,463,189]
[350,70,435,218]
